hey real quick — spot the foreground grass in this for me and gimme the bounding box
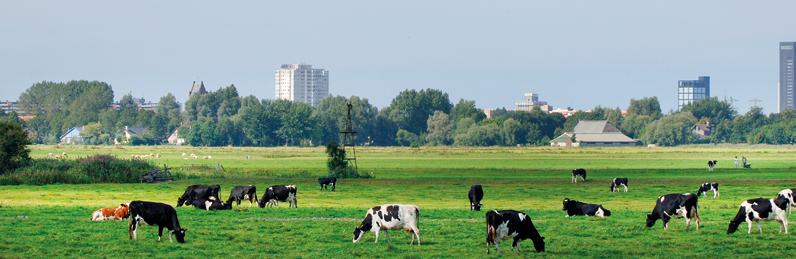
[1,146,795,258]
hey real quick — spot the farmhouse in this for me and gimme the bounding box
[167,129,185,145]
[114,126,147,144]
[59,126,85,144]
[550,120,638,147]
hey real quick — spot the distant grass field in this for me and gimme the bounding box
[2,145,796,258]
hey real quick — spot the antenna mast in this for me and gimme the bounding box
[340,101,358,169]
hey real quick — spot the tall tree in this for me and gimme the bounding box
[425,111,452,146]
[384,89,452,134]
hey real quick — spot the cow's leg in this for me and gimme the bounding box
[332,182,335,191]
[512,237,521,252]
[168,230,173,242]
[747,219,753,234]
[412,226,421,245]
[128,217,137,240]
[373,229,380,243]
[624,185,628,192]
[158,226,164,241]
[758,222,763,234]
[572,175,575,183]
[783,218,788,234]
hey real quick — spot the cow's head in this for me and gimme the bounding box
[352,214,373,243]
[532,236,545,253]
[727,220,741,234]
[562,198,571,211]
[471,203,482,211]
[645,213,658,228]
[175,228,187,243]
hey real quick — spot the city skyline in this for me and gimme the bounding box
[0,1,794,113]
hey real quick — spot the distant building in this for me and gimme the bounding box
[780,42,795,112]
[60,126,85,145]
[0,100,18,114]
[550,120,638,147]
[167,129,185,145]
[275,64,329,106]
[693,121,712,138]
[115,126,147,145]
[110,97,158,111]
[189,81,208,98]
[515,92,551,112]
[550,108,578,118]
[678,76,710,111]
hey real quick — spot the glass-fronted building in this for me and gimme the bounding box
[780,42,795,112]
[677,76,710,111]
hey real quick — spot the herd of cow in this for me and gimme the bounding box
[88,166,796,254]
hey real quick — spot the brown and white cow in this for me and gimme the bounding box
[91,203,130,221]
[352,204,420,245]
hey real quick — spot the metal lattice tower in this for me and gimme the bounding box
[340,102,358,169]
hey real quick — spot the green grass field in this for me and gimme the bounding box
[1,145,796,258]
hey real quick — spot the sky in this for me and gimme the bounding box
[0,1,794,113]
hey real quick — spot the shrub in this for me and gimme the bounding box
[0,120,31,174]
[0,155,155,185]
[325,143,371,179]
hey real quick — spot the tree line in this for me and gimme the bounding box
[4,80,795,147]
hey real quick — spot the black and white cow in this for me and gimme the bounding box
[176,184,221,207]
[707,160,717,171]
[727,195,790,234]
[318,177,337,191]
[469,184,484,211]
[128,201,187,243]
[696,182,720,199]
[226,185,258,208]
[485,210,545,253]
[571,168,587,183]
[352,204,421,245]
[191,196,232,211]
[610,178,628,192]
[258,185,297,208]
[777,188,796,213]
[562,198,611,218]
[646,193,701,231]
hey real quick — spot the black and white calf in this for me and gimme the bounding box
[778,188,796,213]
[469,184,484,211]
[571,168,587,183]
[562,198,611,218]
[352,204,421,245]
[707,160,717,171]
[191,196,232,211]
[485,210,545,253]
[646,193,701,231]
[727,195,790,234]
[697,182,720,198]
[128,201,187,243]
[226,185,258,207]
[258,185,298,208]
[610,178,628,192]
[176,184,221,207]
[318,177,337,191]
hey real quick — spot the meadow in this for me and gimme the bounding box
[1,145,795,258]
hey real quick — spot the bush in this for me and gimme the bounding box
[0,120,31,174]
[0,155,155,185]
[325,143,371,178]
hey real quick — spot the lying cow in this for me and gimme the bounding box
[177,184,221,207]
[91,203,130,221]
[318,177,337,191]
[191,196,232,211]
[571,168,587,183]
[562,198,611,218]
[469,184,484,211]
[646,193,701,231]
[227,185,258,208]
[128,201,188,243]
[778,188,796,213]
[727,195,790,234]
[697,182,720,199]
[610,178,628,192]
[352,204,421,245]
[485,210,545,253]
[258,185,297,208]
[707,160,717,171]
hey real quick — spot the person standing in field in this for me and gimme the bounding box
[734,156,739,169]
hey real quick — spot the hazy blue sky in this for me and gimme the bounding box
[1,1,793,113]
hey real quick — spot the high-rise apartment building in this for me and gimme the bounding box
[780,42,795,112]
[677,76,710,111]
[275,64,329,106]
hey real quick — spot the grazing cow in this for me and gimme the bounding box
[571,168,587,183]
[485,210,545,253]
[707,160,718,171]
[258,185,298,208]
[727,195,790,234]
[469,185,485,211]
[191,196,232,211]
[777,188,796,214]
[318,177,337,191]
[697,182,720,198]
[227,185,258,207]
[646,193,701,231]
[562,198,611,218]
[128,201,187,243]
[610,178,629,192]
[176,184,221,207]
[91,203,130,221]
[352,204,421,245]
